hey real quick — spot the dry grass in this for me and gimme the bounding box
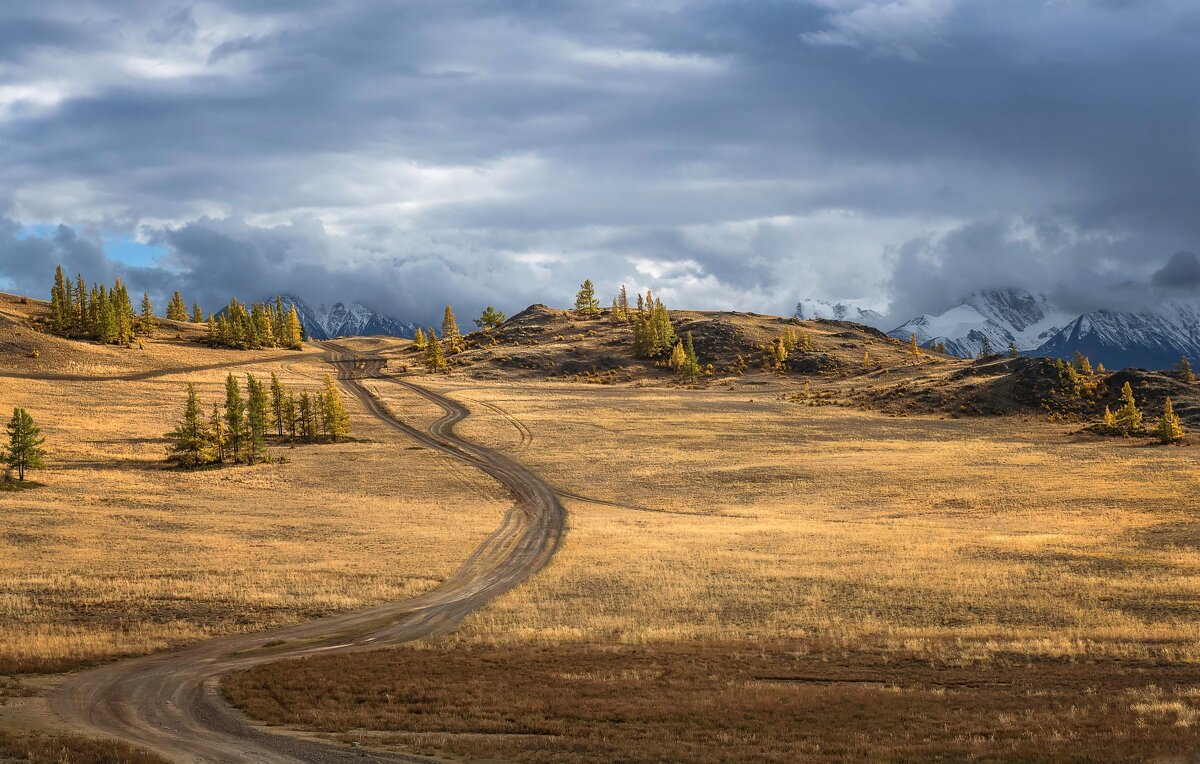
[407,379,1200,663]
[0,730,167,763]
[0,351,507,672]
[226,642,1200,763]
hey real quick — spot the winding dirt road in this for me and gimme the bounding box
[48,343,566,763]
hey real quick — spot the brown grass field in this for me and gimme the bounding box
[4,293,1200,760]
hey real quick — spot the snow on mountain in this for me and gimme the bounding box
[1031,301,1200,370]
[888,289,1069,358]
[793,298,889,329]
[276,294,418,340]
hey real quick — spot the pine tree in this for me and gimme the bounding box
[4,408,46,481]
[1177,356,1196,384]
[298,391,315,441]
[1114,381,1143,434]
[112,278,134,344]
[50,265,70,334]
[1072,352,1093,376]
[668,341,686,370]
[413,327,427,350]
[283,305,303,350]
[636,292,645,317]
[167,383,210,467]
[979,335,993,357]
[321,375,350,441]
[441,306,463,353]
[74,274,87,335]
[191,303,203,323]
[1153,397,1186,444]
[474,306,507,330]
[1101,406,1118,435]
[245,374,269,464]
[270,372,286,437]
[425,327,448,372]
[283,390,298,440]
[907,333,922,364]
[680,332,701,382]
[574,279,600,317]
[617,284,631,321]
[139,292,156,336]
[207,315,218,346]
[1008,341,1020,359]
[208,403,226,462]
[166,291,188,321]
[224,372,246,463]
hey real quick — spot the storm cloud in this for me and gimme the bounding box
[1,0,1199,324]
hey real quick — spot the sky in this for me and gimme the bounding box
[1,0,1198,326]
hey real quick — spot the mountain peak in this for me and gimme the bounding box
[273,295,418,340]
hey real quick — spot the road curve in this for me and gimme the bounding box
[49,343,566,763]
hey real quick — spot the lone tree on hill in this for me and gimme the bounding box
[1153,397,1186,444]
[1114,381,1144,435]
[474,305,507,330]
[441,306,464,353]
[907,333,922,364]
[1177,357,1196,383]
[4,408,47,481]
[167,383,211,467]
[574,279,600,317]
[166,291,188,322]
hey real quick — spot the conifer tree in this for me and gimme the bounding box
[1101,406,1118,435]
[321,375,350,441]
[139,292,156,336]
[1008,341,1020,359]
[413,327,427,350]
[245,373,269,464]
[283,390,298,440]
[668,340,686,370]
[298,391,315,441]
[50,266,70,334]
[1114,381,1143,434]
[4,408,46,481]
[1177,356,1196,383]
[167,383,210,467]
[474,305,507,330]
[270,372,286,437]
[1153,397,1186,444]
[208,403,226,462]
[635,292,645,317]
[441,306,463,353]
[907,333,922,364]
[680,332,701,382]
[74,274,87,334]
[283,305,303,350]
[574,279,600,317]
[979,335,993,357]
[191,303,203,323]
[863,350,872,370]
[617,284,631,321]
[206,315,218,346]
[424,327,448,372]
[224,372,246,463]
[112,278,134,344]
[166,291,188,321]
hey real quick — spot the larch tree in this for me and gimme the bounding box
[50,266,71,334]
[617,284,631,321]
[224,372,246,463]
[424,327,448,372]
[283,305,304,350]
[680,332,701,382]
[1153,397,1186,444]
[441,306,464,353]
[907,333,922,364]
[979,335,993,357]
[474,305,507,330]
[283,390,298,440]
[191,302,203,323]
[270,372,286,437]
[245,373,269,464]
[208,403,226,462]
[574,279,600,317]
[321,375,350,441]
[167,383,210,467]
[166,291,188,321]
[1177,356,1196,383]
[4,408,47,482]
[413,327,427,350]
[1114,381,1143,434]
[139,292,156,336]
[298,391,315,441]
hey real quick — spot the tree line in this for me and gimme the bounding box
[205,296,304,350]
[48,266,206,345]
[168,372,349,467]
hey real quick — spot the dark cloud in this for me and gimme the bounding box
[1152,251,1200,291]
[0,0,1198,324]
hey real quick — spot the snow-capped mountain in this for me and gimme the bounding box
[1030,301,1200,370]
[275,294,418,340]
[793,298,889,329]
[888,289,1069,357]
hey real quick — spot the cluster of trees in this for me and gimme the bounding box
[1054,352,1107,401]
[1097,382,1186,444]
[3,408,46,482]
[414,306,465,373]
[168,372,349,467]
[48,266,207,345]
[206,297,304,350]
[763,327,814,372]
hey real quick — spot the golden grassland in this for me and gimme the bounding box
[0,352,507,673]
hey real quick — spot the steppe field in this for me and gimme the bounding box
[3,294,1200,762]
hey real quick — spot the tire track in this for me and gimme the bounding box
[48,342,565,763]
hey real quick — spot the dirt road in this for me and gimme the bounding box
[48,343,566,762]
